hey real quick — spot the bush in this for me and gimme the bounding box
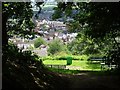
[28,45,34,50]
[71,55,89,60]
[67,36,101,55]
[3,42,42,65]
[54,51,70,56]
[48,38,68,55]
[34,37,46,48]
[41,56,54,61]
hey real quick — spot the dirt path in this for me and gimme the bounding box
[58,72,120,88]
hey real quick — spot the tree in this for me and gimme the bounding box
[2,2,45,45]
[48,38,68,55]
[3,2,33,46]
[53,2,120,46]
[68,33,102,55]
[53,2,120,69]
[34,37,46,48]
[2,2,44,66]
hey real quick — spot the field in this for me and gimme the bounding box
[42,60,102,71]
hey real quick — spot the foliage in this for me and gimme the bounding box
[106,49,120,69]
[34,37,46,48]
[3,42,41,64]
[53,2,120,69]
[3,44,68,89]
[2,2,44,65]
[54,51,70,56]
[2,2,44,44]
[3,3,35,40]
[2,2,69,89]
[28,45,35,50]
[53,2,120,45]
[48,38,69,55]
[53,2,120,40]
[68,33,101,55]
[71,55,89,60]
[41,56,55,61]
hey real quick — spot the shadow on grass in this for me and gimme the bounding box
[46,67,115,76]
[86,61,101,70]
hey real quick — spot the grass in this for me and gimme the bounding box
[47,67,109,75]
[43,60,66,65]
[43,60,101,71]
[47,67,81,74]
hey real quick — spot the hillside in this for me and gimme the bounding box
[3,58,68,89]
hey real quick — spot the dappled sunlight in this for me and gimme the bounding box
[73,73,88,76]
[2,1,120,89]
[66,66,81,70]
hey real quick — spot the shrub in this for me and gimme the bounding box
[41,56,54,61]
[28,45,34,50]
[67,36,101,55]
[3,42,42,65]
[54,51,70,56]
[48,38,68,55]
[34,37,46,48]
[71,55,89,60]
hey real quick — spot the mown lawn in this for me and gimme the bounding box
[42,60,101,71]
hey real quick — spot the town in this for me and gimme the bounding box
[9,3,77,56]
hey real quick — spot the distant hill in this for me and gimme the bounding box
[36,4,57,20]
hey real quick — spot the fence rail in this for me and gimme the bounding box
[45,65,82,70]
[45,65,66,69]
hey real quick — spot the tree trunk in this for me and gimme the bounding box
[2,14,8,66]
[2,14,8,46]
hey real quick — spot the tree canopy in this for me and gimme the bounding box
[2,2,44,65]
[53,2,120,68]
[52,2,120,44]
[2,2,44,46]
